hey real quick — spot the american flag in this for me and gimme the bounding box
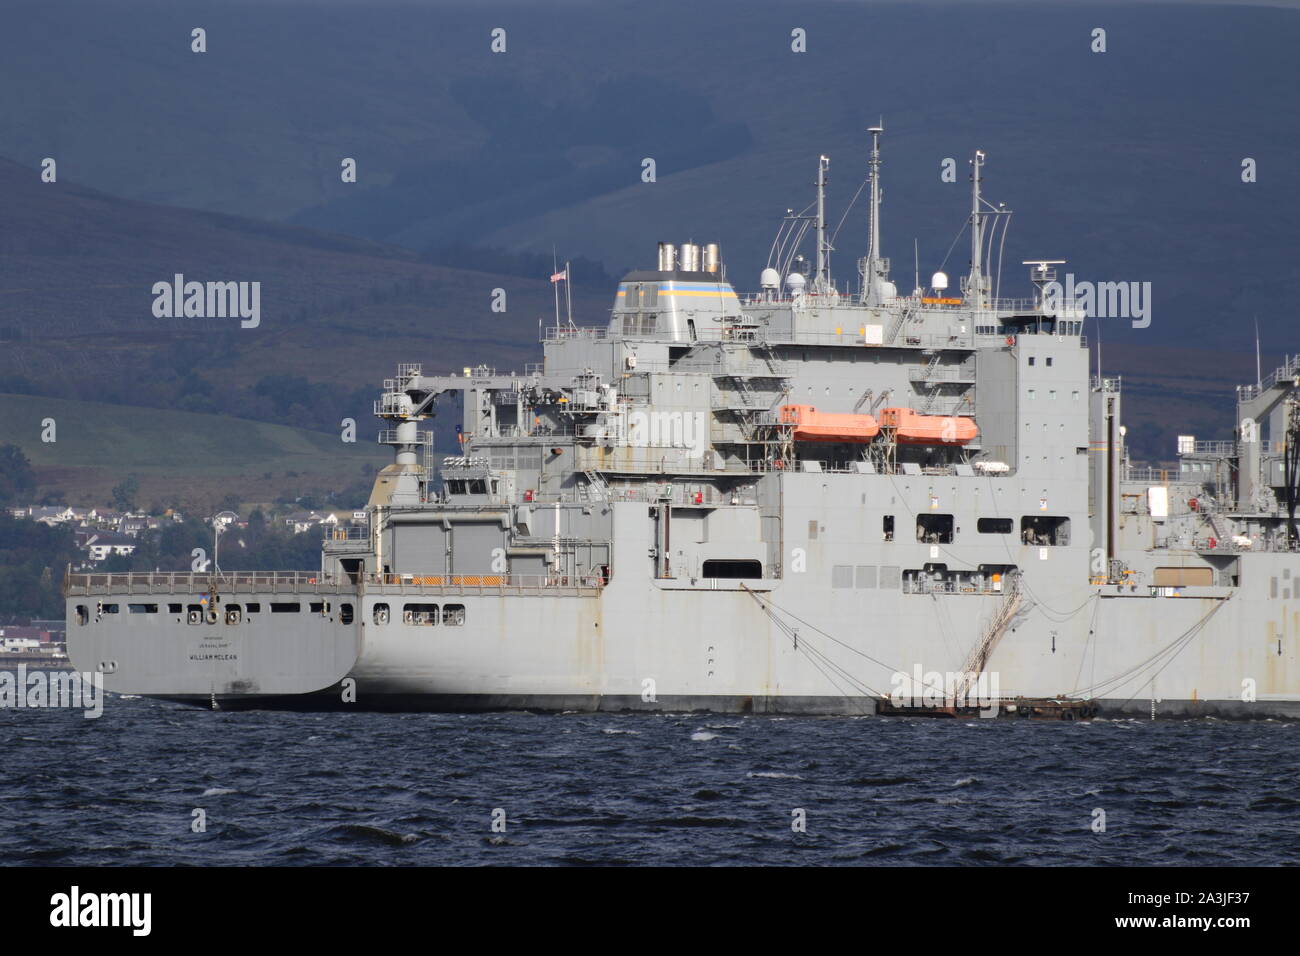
[550,268,567,283]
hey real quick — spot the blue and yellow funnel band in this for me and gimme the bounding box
[617,282,738,298]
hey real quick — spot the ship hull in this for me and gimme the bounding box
[66,554,1300,718]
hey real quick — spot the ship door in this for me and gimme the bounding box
[340,558,362,585]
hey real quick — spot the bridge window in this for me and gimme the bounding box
[245,603,260,613]
[340,603,354,624]
[703,559,763,579]
[977,518,1014,534]
[128,603,158,614]
[403,603,440,626]
[270,602,300,613]
[443,604,466,626]
[883,515,894,541]
[169,603,183,614]
[373,603,390,625]
[76,605,88,626]
[916,514,954,544]
[1021,516,1071,546]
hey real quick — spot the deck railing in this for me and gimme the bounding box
[63,570,605,597]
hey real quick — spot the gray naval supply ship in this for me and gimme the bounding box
[66,130,1300,718]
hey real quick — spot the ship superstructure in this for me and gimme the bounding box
[67,131,1300,717]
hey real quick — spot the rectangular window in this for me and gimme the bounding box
[977,518,1013,534]
[270,602,300,613]
[442,605,466,626]
[1021,516,1071,546]
[128,603,158,614]
[403,603,440,626]
[101,603,120,614]
[916,514,954,544]
[168,603,183,614]
[373,603,390,625]
[882,515,894,541]
[832,565,854,589]
[245,602,260,613]
[702,560,762,579]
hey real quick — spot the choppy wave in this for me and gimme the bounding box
[0,701,1297,865]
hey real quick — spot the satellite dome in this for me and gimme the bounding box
[931,271,949,291]
[786,272,806,291]
[760,268,781,289]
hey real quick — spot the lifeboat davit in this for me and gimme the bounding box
[878,407,978,445]
[780,404,880,442]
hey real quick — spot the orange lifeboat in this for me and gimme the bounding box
[878,407,978,446]
[780,404,880,442]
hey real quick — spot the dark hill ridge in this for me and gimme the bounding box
[0,153,611,426]
[2,1,1297,352]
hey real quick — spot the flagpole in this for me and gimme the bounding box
[552,248,560,331]
[565,260,573,328]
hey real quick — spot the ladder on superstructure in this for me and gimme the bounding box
[952,573,1024,703]
[582,470,609,502]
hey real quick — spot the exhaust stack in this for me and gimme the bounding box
[679,243,701,272]
[702,242,720,274]
[657,242,677,272]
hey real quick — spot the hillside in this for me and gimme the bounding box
[0,393,390,509]
[1,0,1296,354]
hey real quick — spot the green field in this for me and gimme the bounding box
[0,393,388,508]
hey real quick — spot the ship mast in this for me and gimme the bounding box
[966,149,987,310]
[814,155,830,295]
[862,122,889,306]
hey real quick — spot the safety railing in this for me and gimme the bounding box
[65,571,340,595]
[364,572,604,595]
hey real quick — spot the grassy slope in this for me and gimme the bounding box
[0,393,388,507]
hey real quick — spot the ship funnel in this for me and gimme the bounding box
[657,242,677,272]
[702,243,721,274]
[680,242,701,272]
